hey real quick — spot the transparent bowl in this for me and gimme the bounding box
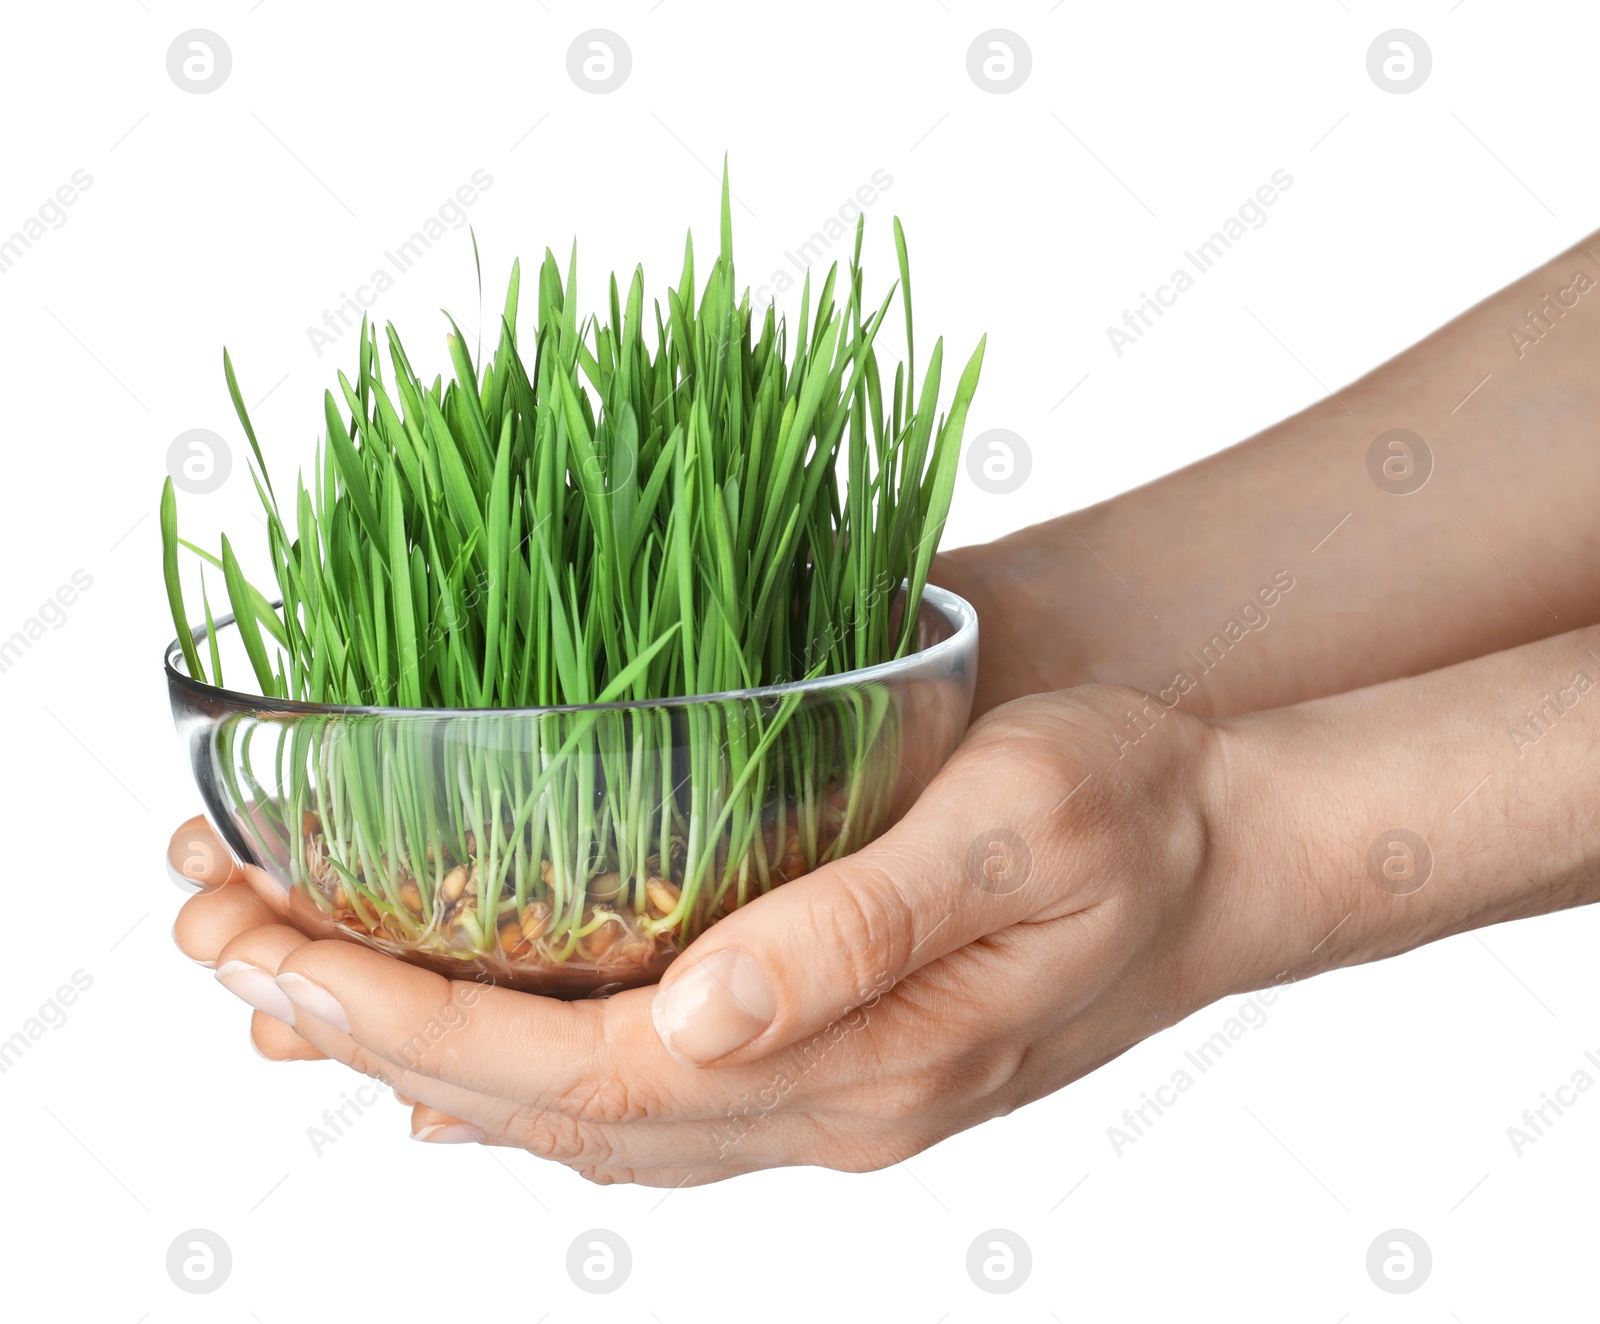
[166,586,977,996]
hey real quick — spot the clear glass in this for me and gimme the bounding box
[166,586,977,996]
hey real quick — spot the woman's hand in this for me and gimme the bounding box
[172,684,1268,1185]
[172,620,1600,1184]
[938,234,1600,724]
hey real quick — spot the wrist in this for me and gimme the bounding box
[938,505,1155,708]
[934,523,1092,712]
[1085,689,1303,1015]
[1206,705,1488,996]
[1178,713,1331,1000]
[1205,630,1600,995]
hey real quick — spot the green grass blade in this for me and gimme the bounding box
[159,478,205,681]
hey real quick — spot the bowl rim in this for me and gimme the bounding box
[164,582,978,718]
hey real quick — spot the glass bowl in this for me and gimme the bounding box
[166,585,977,996]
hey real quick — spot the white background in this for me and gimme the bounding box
[1,0,1596,1318]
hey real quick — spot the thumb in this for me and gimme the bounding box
[647,774,1046,1069]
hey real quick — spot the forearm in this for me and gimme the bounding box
[945,229,1600,717]
[1214,623,1600,990]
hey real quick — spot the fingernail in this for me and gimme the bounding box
[412,1123,486,1144]
[216,961,296,1026]
[275,972,351,1032]
[651,948,776,1067]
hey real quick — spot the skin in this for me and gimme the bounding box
[937,230,1600,720]
[172,228,1600,1186]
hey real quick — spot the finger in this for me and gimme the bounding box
[401,1090,799,1172]
[167,814,240,891]
[262,953,636,1125]
[255,940,868,1166]
[647,718,1072,1067]
[293,1024,528,1135]
[250,1010,326,1062]
[260,1007,532,1139]
[214,924,318,1025]
[284,1010,802,1168]
[574,1163,763,1188]
[408,1102,494,1146]
[241,863,295,922]
[173,876,280,967]
[241,859,401,940]
[270,939,794,1122]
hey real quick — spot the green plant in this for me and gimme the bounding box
[161,167,984,980]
